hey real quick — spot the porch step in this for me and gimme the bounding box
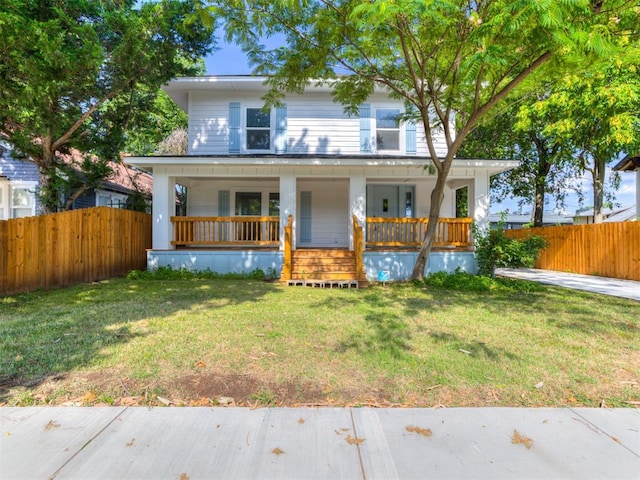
[290,249,366,284]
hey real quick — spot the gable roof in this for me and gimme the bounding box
[603,205,636,222]
[56,149,152,196]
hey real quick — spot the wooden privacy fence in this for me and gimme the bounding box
[505,222,640,281]
[0,207,152,296]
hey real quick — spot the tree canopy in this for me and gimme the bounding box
[459,93,580,226]
[0,0,215,212]
[525,54,640,222]
[211,0,637,277]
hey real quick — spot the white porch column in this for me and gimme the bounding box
[280,171,296,250]
[152,169,175,250]
[349,170,366,250]
[470,169,490,232]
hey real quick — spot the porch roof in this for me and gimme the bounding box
[127,154,518,176]
[613,154,640,172]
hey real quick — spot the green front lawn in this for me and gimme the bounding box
[1,275,638,407]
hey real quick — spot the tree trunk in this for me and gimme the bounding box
[532,139,552,227]
[36,143,59,215]
[411,166,449,280]
[592,159,605,223]
[532,162,551,227]
[532,183,545,227]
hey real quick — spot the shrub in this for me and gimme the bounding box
[473,225,547,277]
[424,270,544,293]
[126,266,269,281]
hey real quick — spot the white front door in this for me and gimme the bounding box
[368,185,400,218]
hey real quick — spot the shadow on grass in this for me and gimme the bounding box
[429,330,520,361]
[0,277,279,399]
[465,286,639,336]
[336,309,411,358]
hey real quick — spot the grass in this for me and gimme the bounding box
[0,273,638,407]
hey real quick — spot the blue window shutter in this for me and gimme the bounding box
[300,191,312,243]
[406,120,417,155]
[359,104,371,153]
[228,102,240,153]
[218,190,230,216]
[275,104,287,153]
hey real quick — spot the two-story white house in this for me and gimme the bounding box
[129,76,517,283]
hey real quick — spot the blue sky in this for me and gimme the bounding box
[204,39,637,216]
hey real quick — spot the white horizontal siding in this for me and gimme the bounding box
[298,179,349,247]
[187,178,279,217]
[186,90,450,157]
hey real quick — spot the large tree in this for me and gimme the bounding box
[529,55,640,222]
[0,0,215,213]
[211,0,635,279]
[459,94,579,226]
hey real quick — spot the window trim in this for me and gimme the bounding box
[374,107,402,153]
[234,191,262,216]
[0,179,8,220]
[9,181,37,218]
[95,189,127,208]
[244,105,274,153]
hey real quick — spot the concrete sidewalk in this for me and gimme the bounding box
[1,407,638,479]
[496,268,640,302]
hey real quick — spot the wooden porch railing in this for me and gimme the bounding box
[171,216,280,246]
[366,217,473,248]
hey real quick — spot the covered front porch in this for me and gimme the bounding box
[133,155,515,281]
[155,214,475,284]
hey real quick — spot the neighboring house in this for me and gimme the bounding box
[0,147,40,219]
[603,205,637,223]
[613,154,639,221]
[573,206,633,225]
[489,213,573,229]
[58,150,153,211]
[129,75,518,282]
[0,145,152,218]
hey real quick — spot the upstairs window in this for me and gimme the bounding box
[246,108,271,151]
[376,109,400,151]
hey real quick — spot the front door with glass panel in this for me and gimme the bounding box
[367,185,414,218]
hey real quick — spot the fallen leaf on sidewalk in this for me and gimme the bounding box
[345,434,365,445]
[512,430,533,449]
[406,425,432,437]
[44,420,60,431]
